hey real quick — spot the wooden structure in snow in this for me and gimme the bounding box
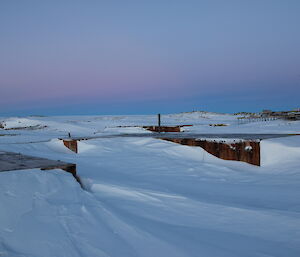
[0,151,80,186]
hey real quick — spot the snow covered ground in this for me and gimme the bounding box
[0,112,300,257]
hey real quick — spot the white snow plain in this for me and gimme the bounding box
[0,112,300,257]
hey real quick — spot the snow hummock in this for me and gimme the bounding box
[1,117,42,129]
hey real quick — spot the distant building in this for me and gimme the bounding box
[260,109,300,120]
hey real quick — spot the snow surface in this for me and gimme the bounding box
[0,112,300,257]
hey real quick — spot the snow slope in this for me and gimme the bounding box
[0,113,300,257]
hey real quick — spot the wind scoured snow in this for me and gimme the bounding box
[0,113,300,257]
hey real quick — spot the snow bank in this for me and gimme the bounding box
[0,169,87,257]
[77,140,97,154]
[261,136,300,166]
[1,114,300,257]
[1,118,42,129]
[46,139,75,154]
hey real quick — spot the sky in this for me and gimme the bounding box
[0,0,299,116]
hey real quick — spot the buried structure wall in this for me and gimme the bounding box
[63,140,78,153]
[144,126,181,132]
[163,138,261,166]
[60,135,260,166]
[143,125,193,133]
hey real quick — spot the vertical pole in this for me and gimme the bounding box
[158,113,161,133]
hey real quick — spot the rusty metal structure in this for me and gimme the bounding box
[162,138,261,166]
[143,126,181,132]
[63,139,78,153]
[143,124,193,132]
